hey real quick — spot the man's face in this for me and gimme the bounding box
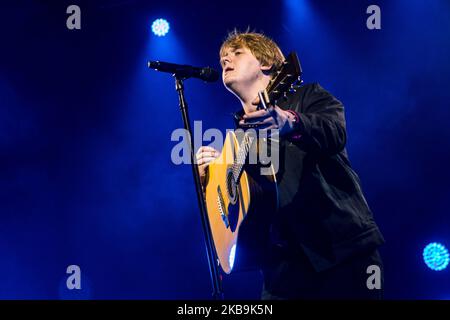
[220,46,264,93]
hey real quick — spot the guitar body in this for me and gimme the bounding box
[205,131,278,273]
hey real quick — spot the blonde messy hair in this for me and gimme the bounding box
[219,29,285,76]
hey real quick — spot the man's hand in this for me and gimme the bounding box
[196,146,220,186]
[238,97,298,137]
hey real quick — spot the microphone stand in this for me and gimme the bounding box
[174,76,224,300]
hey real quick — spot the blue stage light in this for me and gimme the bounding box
[151,19,170,37]
[423,242,449,271]
[229,244,236,270]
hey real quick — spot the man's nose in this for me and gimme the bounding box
[222,55,232,65]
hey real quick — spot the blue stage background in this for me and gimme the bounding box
[1,0,449,299]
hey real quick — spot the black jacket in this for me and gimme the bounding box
[233,83,384,272]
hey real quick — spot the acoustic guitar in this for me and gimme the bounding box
[204,52,303,273]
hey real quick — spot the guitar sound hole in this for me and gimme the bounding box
[226,170,238,205]
[225,170,240,232]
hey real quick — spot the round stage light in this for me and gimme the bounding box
[423,242,449,271]
[152,18,170,37]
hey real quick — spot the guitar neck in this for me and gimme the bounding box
[231,132,255,183]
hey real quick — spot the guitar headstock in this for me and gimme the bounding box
[261,52,303,107]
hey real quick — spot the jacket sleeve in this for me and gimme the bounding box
[292,83,347,156]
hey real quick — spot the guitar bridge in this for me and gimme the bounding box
[217,186,229,228]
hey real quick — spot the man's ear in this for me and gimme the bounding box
[260,64,272,72]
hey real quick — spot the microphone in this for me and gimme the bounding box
[148,60,220,82]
